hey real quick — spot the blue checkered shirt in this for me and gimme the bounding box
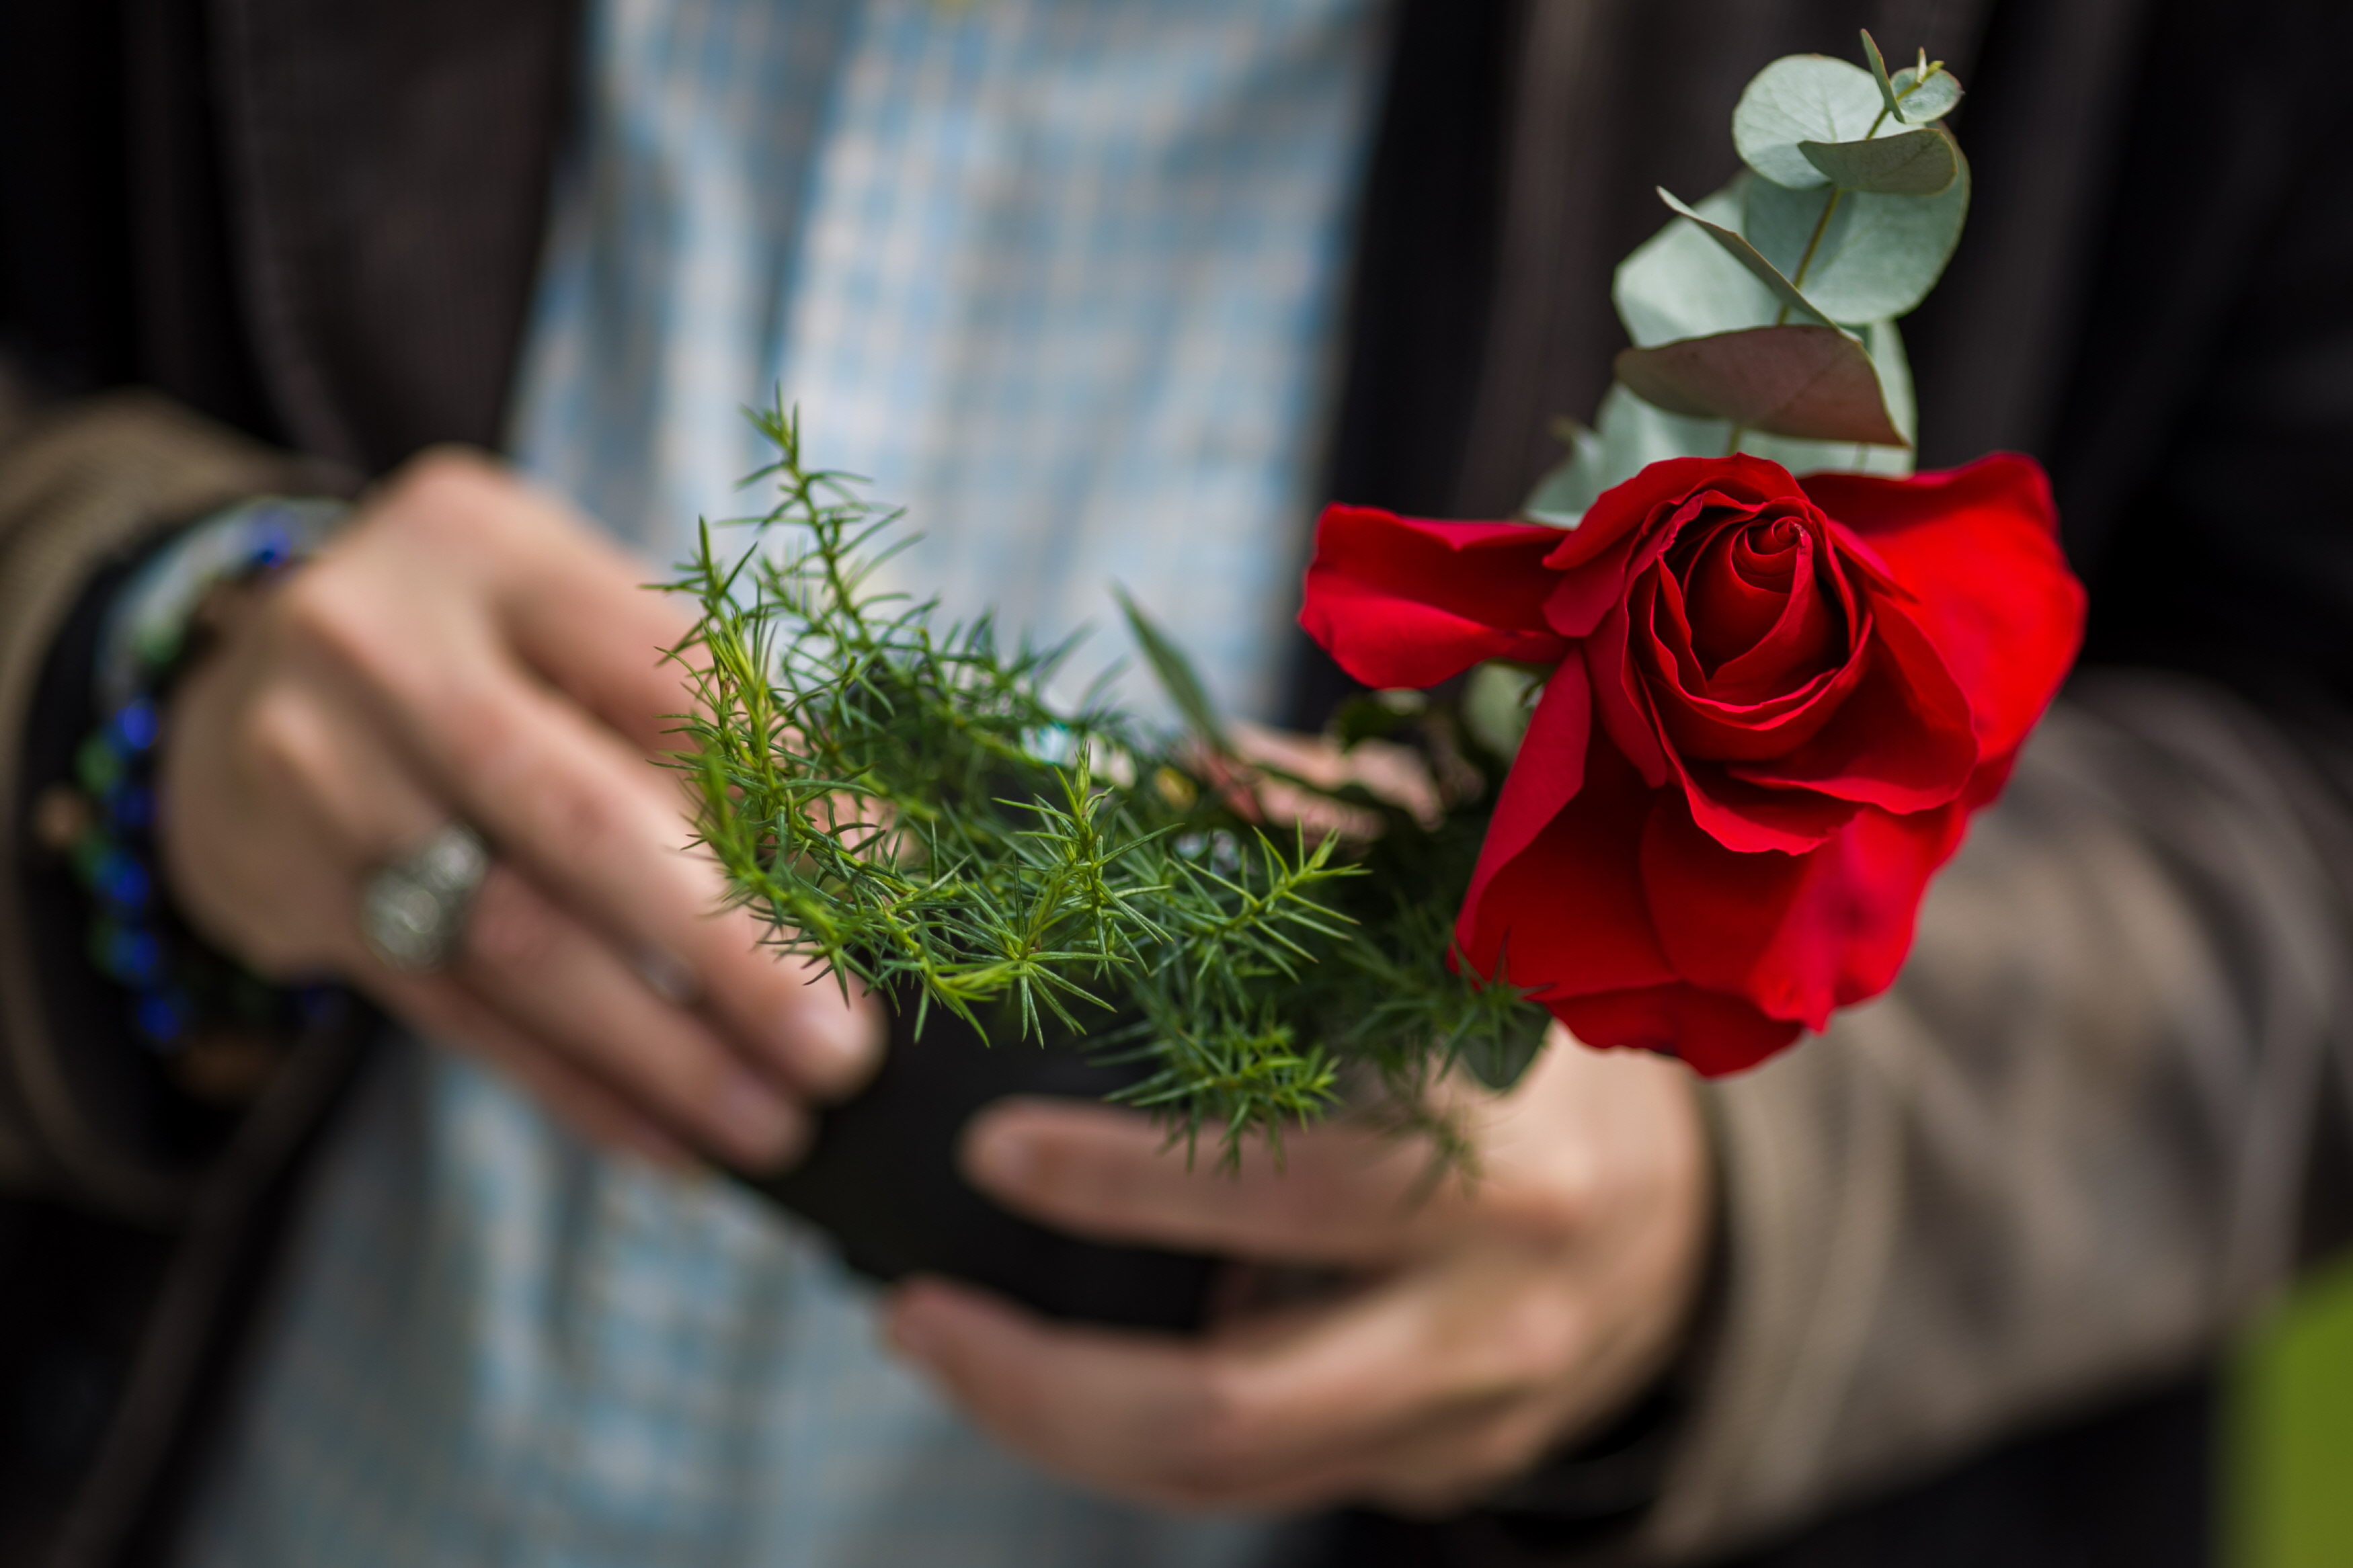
[177,1,1382,1563]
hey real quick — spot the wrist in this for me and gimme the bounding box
[40,497,350,1100]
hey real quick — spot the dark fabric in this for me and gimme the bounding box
[206,0,579,468]
[2055,0,2353,686]
[0,5,142,399]
[1318,1370,2214,1568]
[0,0,575,467]
[122,0,280,440]
[0,1,274,432]
[0,1201,175,1568]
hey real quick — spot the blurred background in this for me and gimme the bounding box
[2234,1260,2353,1567]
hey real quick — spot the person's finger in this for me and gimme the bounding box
[1227,718,1442,827]
[886,1260,1530,1512]
[364,453,701,759]
[376,968,696,1170]
[495,505,704,759]
[959,1098,1480,1265]
[282,557,883,1100]
[235,666,446,860]
[190,632,749,1170]
[160,659,445,973]
[428,864,813,1169]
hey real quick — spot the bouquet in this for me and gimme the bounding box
[676,34,2083,1161]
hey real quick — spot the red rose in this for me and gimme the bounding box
[1298,453,2084,1075]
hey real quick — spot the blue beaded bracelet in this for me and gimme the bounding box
[60,498,348,1077]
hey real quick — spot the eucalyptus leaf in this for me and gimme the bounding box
[1616,324,1907,446]
[1739,317,1916,478]
[1614,181,1781,346]
[1732,54,1888,190]
[1586,382,1733,485]
[1741,151,1970,321]
[1862,316,1916,447]
[1741,425,1915,478]
[1115,586,1230,752]
[1860,30,1903,120]
[1798,126,1958,195]
[1657,188,1841,330]
[1891,59,1963,122]
[1581,337,1916,481]
[1521,419,1610,526]
[1462,662,1544,762]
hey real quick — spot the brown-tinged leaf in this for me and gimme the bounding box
[1615,325,1909,446]
[1798,126,1958,195]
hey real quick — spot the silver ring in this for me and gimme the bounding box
[359,823,490,973]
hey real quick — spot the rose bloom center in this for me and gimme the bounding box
[1675,507,1845,684]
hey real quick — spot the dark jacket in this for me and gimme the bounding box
[3,1,2352,1564]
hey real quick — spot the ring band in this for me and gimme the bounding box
[359,823,490,973]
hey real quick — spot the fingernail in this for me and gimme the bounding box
[783,993,885,1098]
[713,1069,806,1170]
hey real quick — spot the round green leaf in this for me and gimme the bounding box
[1613,181,1780,345]
[1732,55,1888,190]
[1615,324,1907,446]
[1798,126,1958,195]
[1743,151,1971,321]
[1522,420,1607,526]
[1462,662,1543,761]
[1891,61,1962,122]
[1656,187,1839,329]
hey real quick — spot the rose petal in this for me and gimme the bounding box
[1542,530,1641,638]
[1670,747,1863,853]
[1585,600,1673,788]
[1458,734,1677,999]
[1462,651,1592,922]
[1684,513,1832,673]
[1300,505,1571,688]
[1543,483,1714,638]
[1548,985,1802,1077]
[1548,453,1809,570]
[1646,572,1873,764]
[1640,794,1967,1030]
[1802,457,2085,757]
[1704,524,1852,702]
[1724,603,1977,811]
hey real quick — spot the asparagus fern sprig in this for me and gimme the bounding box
[666,402,1545,1163]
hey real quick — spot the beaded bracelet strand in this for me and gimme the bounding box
[37,497,349,1103]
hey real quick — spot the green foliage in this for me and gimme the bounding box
[1613,324,1907,446]
[1657,188,1843,329]
[1799,126,1958,196]
[1888,56,1964,124]
[2233,1257,2353,1568]
[1115,587,1231,755]
[1743,155,1972,322]
[1732,54,1890,190]
[1460,662,1544,761]
[1532,30,1966,521]
[672,405,1550,1163]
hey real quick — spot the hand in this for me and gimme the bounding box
[883,1030,1712,1515]
[159,450,885,1168]
[1209,718,1445,840]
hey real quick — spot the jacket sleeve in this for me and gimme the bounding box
[1642,676,2353,1559]
[0,383,329,1219]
